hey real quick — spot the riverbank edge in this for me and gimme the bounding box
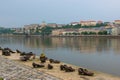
[1,34,120,38]
[0,51,120,80]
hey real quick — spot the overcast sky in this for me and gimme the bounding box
[0,0,120,27]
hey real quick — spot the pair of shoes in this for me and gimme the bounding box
[78,68,94,76]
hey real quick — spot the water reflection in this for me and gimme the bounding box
[0,36,120,54]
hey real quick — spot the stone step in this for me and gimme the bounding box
[0,56,62,80]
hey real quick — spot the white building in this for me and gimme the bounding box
[111,27,120,35]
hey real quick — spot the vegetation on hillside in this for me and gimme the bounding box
[0,27,15,34]
[61,23,107,29]
[41,26,53,36]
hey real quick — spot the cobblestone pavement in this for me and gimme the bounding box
[0,56,62,80]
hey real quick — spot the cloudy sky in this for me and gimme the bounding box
[0,0,120,27]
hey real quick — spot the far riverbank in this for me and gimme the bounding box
[1,34,120,38]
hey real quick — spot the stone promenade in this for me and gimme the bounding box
[0,56,62,80]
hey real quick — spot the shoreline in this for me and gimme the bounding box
[1,34,120,38]
[0,50,120,80]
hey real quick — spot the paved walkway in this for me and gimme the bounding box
[0,56,62,80]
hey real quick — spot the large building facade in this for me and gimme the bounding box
[80,20,97,26]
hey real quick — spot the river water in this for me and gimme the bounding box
[0,36,120,76]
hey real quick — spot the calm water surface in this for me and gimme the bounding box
[0,36,120,76]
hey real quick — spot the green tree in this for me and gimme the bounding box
[103,31,107,35]
[98,31,103,35]
[73,24,82,28]
[68,33,72,35]
[29,29,35,34]
[72,32,77,35]
[0,28,15,34]
[65,33,68,35]
[89,32,96,35]
[35,27,41,35]
[98,31,107,35]
[41,26,53,36]
[81,31,89,35]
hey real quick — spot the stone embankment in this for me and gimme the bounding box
[0,56,62,80]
